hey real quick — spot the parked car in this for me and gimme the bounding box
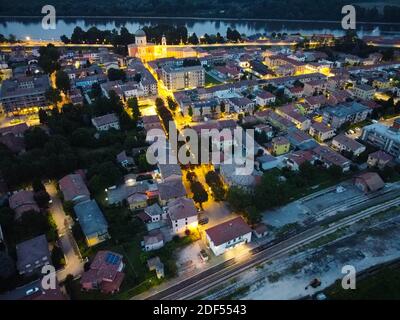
[199,217,209,225]
[200,249,209,261]
[25,287,40,296]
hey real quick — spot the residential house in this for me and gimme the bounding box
[254,124,274,140]
[304,95,327,112]
[116,151,135,169]
[309,121,336,142]
[143,203,164,222]
[286,127,318,150]
[303,80,327,96]
[143,229,164,252]
[271,136,290,156]
[59,173,90,204]
[205,216,252,256]
[256,154,280,171]
[351,84,376,100]
[312,145,351,172]
[285,86,304,99]
[127,192,148,210]
[276,104,311,130]
[331,134,366,156]
[158,179,187,206]
[226,97,255,113]
[91,113,120,131]
[73,200,110,247]
[142,115,162,131]
[16,235,51,276]
[167,197,198,234]
[80,251,125,294]
[147,256,165,279]
[285,150,314,171]
[322,102,371,129]
[255,91,276,106]
[367,150,394,170]
[158,163,182,182]
[9,190,40,220]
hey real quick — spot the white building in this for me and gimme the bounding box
[205,216,252,256]
[167,197,198,234]
[91,113,120,131]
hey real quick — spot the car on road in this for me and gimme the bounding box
[199,217,209,225]
[25,287,40,296]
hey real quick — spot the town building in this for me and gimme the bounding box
[9,190,40,220]
[91,113,120,131]
[143,229,165,251]
[351,83,376,100]
[271,136,291,156]
[73,200,110,247]
[80,250,125,294]
[354,172,385,193]
[205,216,252,256]
[367,150,394,170]
[312,145,351,172]
[16,234,51,276]
[59,173,90,204]
[255,91,276,106]
[361,119,400,161]
[322,102,371,129]
[167,197,198,234]
[331,134,366,156]
[161,65,205,91]
[309,121,336,142]
[0,75,50,114]
[128,29,198,62]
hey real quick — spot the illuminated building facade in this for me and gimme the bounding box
[128,29,198,62]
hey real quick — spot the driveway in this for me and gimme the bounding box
[45,182,84,281]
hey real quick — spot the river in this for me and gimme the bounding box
[1,17,400,41]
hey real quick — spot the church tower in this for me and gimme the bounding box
[161,34,167,46]
[135,29,147,46]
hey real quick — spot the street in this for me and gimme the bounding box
[45,182,84,281]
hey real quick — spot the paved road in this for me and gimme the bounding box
[139,188,400,300]
[45,182,84,281]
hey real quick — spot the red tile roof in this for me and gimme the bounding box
[206,216,252,246]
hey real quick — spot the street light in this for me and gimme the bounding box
[25,36,31,41]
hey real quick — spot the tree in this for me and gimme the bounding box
[127,96,141,121]
[45,87,62,108]
[107,68,126,81]
[55,70,71,93]
[188,105,193,117]
[38,109,49,124]
[32,178,46,193]
[220,101,226,113]
[245,206,262,225]
[38,44,60,74]
[34,190,51,208]
[24,127,49,150]
[188,33,199,45]
[91,83,102,98]
[227,187,252,212]
[190,181,208,209]
[167,96,178,111]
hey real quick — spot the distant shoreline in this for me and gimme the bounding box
[0,15,400,26]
